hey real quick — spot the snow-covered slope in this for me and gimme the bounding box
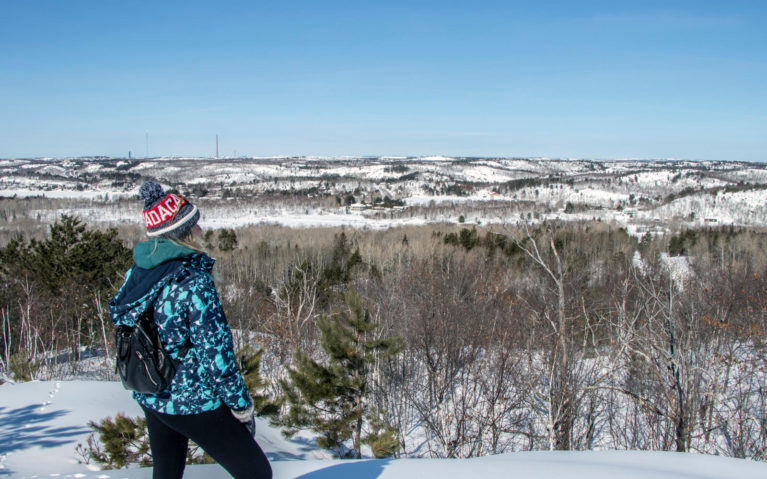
[0,380,329,478]
[2,156,767,236]
[2,380,766,479]
[52,451,767,479]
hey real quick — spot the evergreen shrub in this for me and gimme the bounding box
[78,414,215,469]
[8,353,40,382]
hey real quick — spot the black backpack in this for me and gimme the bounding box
[115,305,189,394]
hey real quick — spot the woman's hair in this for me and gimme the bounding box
[169,229,206,253]
[146,229,207,256]
[170,229,220,280]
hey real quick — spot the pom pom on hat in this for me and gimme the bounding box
[139,181,166,209]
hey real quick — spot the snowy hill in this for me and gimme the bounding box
[2,380,767,479]
[2,156,767,236]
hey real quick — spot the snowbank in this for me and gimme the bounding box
[2,381,767,478]
[0,380,328,478]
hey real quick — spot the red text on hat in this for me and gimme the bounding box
[143,194,186,228]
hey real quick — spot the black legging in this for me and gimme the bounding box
[142,404,272,479]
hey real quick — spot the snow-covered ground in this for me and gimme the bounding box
[1,380,766,479]
[2,156,767,237]
[0,380,329,478]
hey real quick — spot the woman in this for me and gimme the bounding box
[109,180,272,479]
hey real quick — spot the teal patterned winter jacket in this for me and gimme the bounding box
[109,240,252,415]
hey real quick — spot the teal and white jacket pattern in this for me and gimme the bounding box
[109,242,252,415]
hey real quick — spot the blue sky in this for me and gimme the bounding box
[1,1,765,161]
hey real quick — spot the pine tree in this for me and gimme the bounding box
[279,291,402,458]
[202,229,215,249]
[0,215,131,362]
[218,228,238,251]
[320,232,363,287]
[86,414,151,469]
[235,345,281,418]
[82,414,214,468]
[363,410,401,458]
[0,215,131,294]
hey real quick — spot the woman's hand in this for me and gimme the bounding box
[231,404,256,437]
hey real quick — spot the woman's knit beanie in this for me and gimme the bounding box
[138,180,200,239]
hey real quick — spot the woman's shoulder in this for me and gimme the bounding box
[183,252,215,272]
[167,255,222,308]
[172,253,216,286]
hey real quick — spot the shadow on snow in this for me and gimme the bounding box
[295,459,390,479]
[0,404,90,455]
[266,434,327,461]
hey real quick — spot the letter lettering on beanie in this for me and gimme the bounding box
[165,195,178,211]
[143,194,185,229]
[157,205,172,221]
[147,210,161,227]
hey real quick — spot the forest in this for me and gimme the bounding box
[1,216,766,461]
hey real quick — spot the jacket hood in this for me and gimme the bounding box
[109,252,215,326]
[133,239,198,269]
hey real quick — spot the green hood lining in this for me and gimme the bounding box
[133,239,197,269]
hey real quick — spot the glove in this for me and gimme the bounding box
[231,404,256,438]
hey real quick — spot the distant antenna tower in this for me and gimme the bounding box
[216,134,219,159]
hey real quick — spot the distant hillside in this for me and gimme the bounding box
[2,157,767,236]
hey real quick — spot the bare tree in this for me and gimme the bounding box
[503,224,579,450]
[269,262,320,362]
[610,255,719,452]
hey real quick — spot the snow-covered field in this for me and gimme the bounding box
[3,156,767,236]
[1,380,766,479]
